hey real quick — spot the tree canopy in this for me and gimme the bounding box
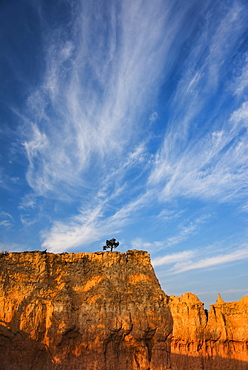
[103,238,119,252]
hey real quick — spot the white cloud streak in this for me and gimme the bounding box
[0,211,13,228]
[18,194,36,210]
[42,191,151,253]
[171,245,248,274]
[153,250,195,267]
[153,243,248,274]
[231,54,248,97]
[131,237,165,252]
[165,215,211,248]
[130,215,210,257]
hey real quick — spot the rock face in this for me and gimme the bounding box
[0,250,247,370]
[169,293,248,370]
[0,250,172,370]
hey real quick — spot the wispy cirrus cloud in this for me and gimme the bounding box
[148,2,248,206]
[149,101,248,203]
[21,0,196,251]
[0,211,13,228]
[130,214,211,257]
[170,245,248,274]
[20,214,38,227]
[42,190,151,253]
[131,237,165,252]
[23,0,188,198]
[230,54,248,98]
[150,67,248,205]
[152,242,248,274]
[165,215,211,248]
[152,250,195,267]
[18,194,36,210]
[19,0,248,253]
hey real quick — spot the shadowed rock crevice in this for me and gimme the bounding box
[0,322,53,370]
[170,353,248,370]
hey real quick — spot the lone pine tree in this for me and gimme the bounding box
[103,238,119,252]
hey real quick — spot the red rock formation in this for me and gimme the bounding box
[169,293,248,370]
[0,250,172,370]
[0,250,247,370]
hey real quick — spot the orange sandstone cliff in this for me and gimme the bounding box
[0,250,247,370]
[169,293,248,370]
[0,250,172,370]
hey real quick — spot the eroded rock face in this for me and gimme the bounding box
[0,250,172,370]
[0,251,247,370]
[169,293,248,370]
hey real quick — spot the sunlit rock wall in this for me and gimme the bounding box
[0,250,172,370]
[169,293,248,370]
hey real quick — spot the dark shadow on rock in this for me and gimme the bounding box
[170,352,248,370]
[1,318,248,370]
[0,322,53,370]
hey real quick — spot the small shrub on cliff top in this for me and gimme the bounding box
[103,238,119,252]
[0,250,9,257]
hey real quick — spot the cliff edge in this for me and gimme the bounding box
[0,250,172,370]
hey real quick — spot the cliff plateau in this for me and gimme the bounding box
[0,250,247,370]
[0,250,172,370]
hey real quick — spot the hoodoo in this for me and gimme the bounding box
[169,293,248,369]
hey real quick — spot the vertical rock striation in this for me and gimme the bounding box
[0,250,172,370]
[169,293,248,370]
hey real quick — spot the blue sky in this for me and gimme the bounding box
[0,0,247,307]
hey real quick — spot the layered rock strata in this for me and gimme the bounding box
[0,250,172,370]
